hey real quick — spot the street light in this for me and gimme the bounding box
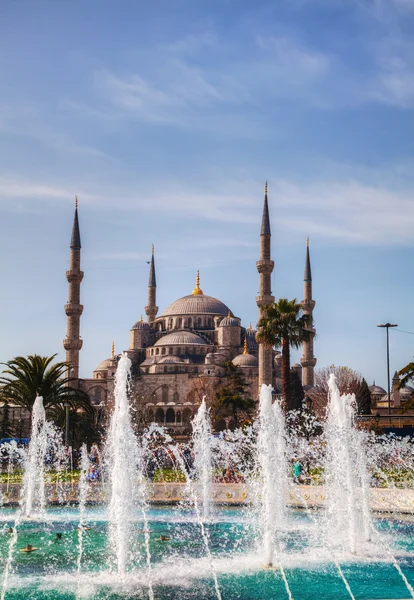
[377,323,398,416]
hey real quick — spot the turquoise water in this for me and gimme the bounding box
[0,506,413,599]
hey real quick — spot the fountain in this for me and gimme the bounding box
[0,368,413,599]
[324,374,371,554]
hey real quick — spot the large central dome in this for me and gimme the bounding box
[161,294,232,317]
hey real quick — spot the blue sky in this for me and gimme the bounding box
[0,0,413,386]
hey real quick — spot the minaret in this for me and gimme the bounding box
[300,237,317,386]
[145,244,158,323]
[63,197,84,382]
[256,181,275,389]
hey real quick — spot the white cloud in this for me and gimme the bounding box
[0,168,413,246]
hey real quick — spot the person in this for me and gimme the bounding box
[55,533,63,541]
[293,461,303,484]
[6,527,13,534]
[20,544,38,553]
[157,535,170,541]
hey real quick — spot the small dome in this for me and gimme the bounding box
[232,353,258,368]
[154,331,207,346]
[132,317,150,330]
[158,356,184,364]
[220,313,240,327]
[95,357,117,371]
[369,384,386,394]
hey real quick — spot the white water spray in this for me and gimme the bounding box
[22,396,48,518]
[192,398,213,520]
[324,375,371,554]
[257,384,289,568]
[76,443,89,597]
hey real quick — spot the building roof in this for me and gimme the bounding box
[158,355,184,364]
[219,313,240,327]
[160,294,232,318]
[154,331,208,346]
[369,384,386,394]
[232,353,258,367]
[132,317,151,330]
[95,357,117,371]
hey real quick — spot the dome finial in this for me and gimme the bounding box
[249,322,253,330]
[243,338,248,354]
[227,310,231,318]
[152,243,154,255]
[306,235,309,247]
[140,314,143,322]
[111,341,115,359]
[192,270,203,295]
[264,180,268,195]
[75,195,78,209]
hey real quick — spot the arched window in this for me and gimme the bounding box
[176,411,182,424]
[164,366,168,373]
[155,408,164,423]
[178,318,182,328]
[156,348,159,355]
[162,386,168,402]
[168,319,173,329]
[188,317,192,328]
[166,408,175,423]
[161,347,166,355]
[198,317,202,327]
[94,388,102,403]
[169,347,173,355]
[173,392,179,403]
[177,347,181,355]
[148,409,155,422]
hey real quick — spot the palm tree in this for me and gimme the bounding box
[257,298,313,411]
[0,354,91,435]
[398,362,414,389]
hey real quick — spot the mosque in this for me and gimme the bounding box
[63,185,317,433]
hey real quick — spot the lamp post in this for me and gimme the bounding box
[377,323,398,416]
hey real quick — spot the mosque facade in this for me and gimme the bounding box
[64,186,317,434]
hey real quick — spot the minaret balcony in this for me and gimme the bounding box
[256,295,275,308]
[301,299,315,311]
[63,338,83,351]
[300,357,317,368]
[66,270,84,283]
[64,303,84,316]
[256,259,274,274]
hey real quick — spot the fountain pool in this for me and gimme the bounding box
[1,356,414,599]
[0,506,413,599]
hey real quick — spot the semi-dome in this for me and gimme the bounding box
[232,353,258,368]
[154,331,207,346]
[161,294,232,318]
[158,355,184,364]
[220,313,239,327]
[132,316,150,330]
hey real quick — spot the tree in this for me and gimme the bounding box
[0,354,92,424]
[289,368,304,412]
[308,365,372,419]
[257,298,313,411]
[398,361,414,389]
[212,361,256,429]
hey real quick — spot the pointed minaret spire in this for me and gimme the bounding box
[261,180,271,236]
[145,245,158,323]
[70,196,81,249]
[300,237,316,386]
[111,341,115,359]
[64,198,84,385]
[256,181,275,391]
